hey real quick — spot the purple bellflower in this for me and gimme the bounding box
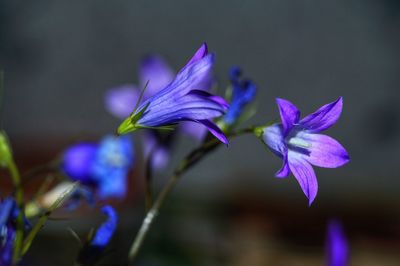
[105,46,214,170]
[117,43,229,144]
[0,198,16,266]
[260,97,349,205]
[326,219,349,266]
[62,135,134,200]
[223,66,257,127]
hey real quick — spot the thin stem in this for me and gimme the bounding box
[144,149,155,211]
[127,126,257,263]
[9,160,24,264]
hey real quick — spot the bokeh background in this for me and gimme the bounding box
[1,0,400,265]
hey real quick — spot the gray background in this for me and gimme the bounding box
[1,0,400,205]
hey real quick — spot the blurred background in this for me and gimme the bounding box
[1,0,400,265]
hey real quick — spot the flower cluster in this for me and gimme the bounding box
[0,42,351,264]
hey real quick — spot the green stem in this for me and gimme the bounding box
[127,126,256,263]
[9,160,24,264]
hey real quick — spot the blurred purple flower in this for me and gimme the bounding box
[117,43,229,144]
[326,219,349,266]
[261,97,349,205]
[62,135,134,200]
[223,66,257,126]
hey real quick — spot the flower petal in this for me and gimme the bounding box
[62,143,98,184]
[262,124,287,158]
[91,205,118,247]
[300,97,343,133]
[197,119,228,145]
[139,55,174,98]
[185,42,208,66]
[180,121,208,142]
[137,52,215,117]
[292,132,350,168]
[276,98,300,136]
[105,85,139,119]
[288,151,318,205]
[276,152,290,178]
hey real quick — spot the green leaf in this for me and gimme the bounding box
[21,182,79,255]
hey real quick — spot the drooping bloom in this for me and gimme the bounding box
[260,97,349,205]
[117,43,229,144]
[326,219,349,266]
[222,66,257,127]
[77,205,118,265]
[62,135,134,199]
[105,46,214,170]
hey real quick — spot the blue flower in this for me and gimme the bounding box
[62,135,134,199]
[0,198,18,266]
[223,66,257,126]
[77,206,118,265]
[91,206,118,248]
[117,43,229,144]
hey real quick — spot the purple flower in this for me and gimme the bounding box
[223,66,257,126]
[326,219,349,266]
[0,198,16,266]
[261,97,349,205]
[62,135,134,200]
[117,43,229,144]
[0,198,29,266]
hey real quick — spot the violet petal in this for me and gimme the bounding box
[276,98,300,136]
[139,55,174,98]
[288,151,318,205]
[197,119,228,145]
[300,97,343,133]
[293,132,350,168]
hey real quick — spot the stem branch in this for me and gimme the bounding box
[128,126,256,262]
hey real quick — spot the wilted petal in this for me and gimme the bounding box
[292,132,349,168]
[276,98,300,135]
[326,219,349,266]
[91,205,118,247]
[105,85,139,119]
[262,124,287,158]
[139,55,174,98]
[288,151,318,205]
[300,97,343,133]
